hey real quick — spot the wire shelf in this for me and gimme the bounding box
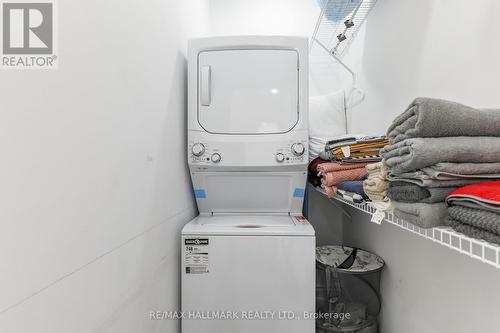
[312,0,378,58]
[315,187,500,270]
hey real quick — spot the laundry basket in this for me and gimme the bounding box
[316,245,384,333]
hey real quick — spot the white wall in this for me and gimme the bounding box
[208,0,318,36]
[208,1,500,333]
[0,0,208,332]
[351,0,500,135]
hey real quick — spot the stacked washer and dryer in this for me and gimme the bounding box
[181,36,315,333]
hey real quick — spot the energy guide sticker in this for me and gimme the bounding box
[184,238,209,274]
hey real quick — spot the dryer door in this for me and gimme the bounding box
[197,49,299,134]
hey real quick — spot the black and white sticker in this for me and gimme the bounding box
[184,238,209,274]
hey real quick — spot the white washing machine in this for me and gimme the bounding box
[182,36,315,333]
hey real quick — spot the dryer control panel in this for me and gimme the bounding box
[188,133,308,169]
[274,141,307,164]
[189,142,224,165]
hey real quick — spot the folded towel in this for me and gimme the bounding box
[392,201,448,228]
[364,188,387,201]
[337,156,384,163]
[387,182,455,203]
[308,157,330,187]
[324,136,387,162]
[446,217,500,245]
[321,168,368,187]
[362,162,391,210]
[320,136,361,160]
[446,181,500,206]
[309,157,329,173]
[368,198,392,211]
[366,161,388,174]
[421,162,500,179]
[387,97,500,144]
[337,180,368,199]
[390,164,500,187]
[364,177,389,193]
[317,161,369,174]
[381,137,500,174]
[448,205,500,235]
[450,200,500,213]
[331,139,388,159]
[387,174,487,188]
[322,185,337,197]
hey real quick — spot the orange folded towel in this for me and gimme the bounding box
[322,185,337,197]
[320,168,368,187]
[317,161,370,174]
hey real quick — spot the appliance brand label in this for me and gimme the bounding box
[185,238,208,245]
[184,238,209,274]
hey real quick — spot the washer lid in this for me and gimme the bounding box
[182,215,314,236]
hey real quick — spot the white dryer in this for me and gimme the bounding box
[182,36,315,333]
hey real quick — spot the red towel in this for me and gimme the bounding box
[447,181,500,206]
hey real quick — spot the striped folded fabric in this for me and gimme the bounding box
[326,136,389,162]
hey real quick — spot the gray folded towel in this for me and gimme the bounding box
[381,137,500,174]
[387,97,500,144]
[392,201,448,228]
[387,182,455,203]
[423,162,500,179]
[446,218,500,245]
[387,174,488,188]
[447,200,500,213]
[448,206,500,234]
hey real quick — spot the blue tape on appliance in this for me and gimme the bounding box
[194,189,206,198]
[293,188,305,198]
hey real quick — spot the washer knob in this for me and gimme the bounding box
[191,143,205,157]
[211,153,221,163]
[275,153,285,163]
[291,143,305,156]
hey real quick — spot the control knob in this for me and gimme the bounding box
[291,143,305,156]
[191,143,205,157]
[211,153,221,163]
[275,153,285,163]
